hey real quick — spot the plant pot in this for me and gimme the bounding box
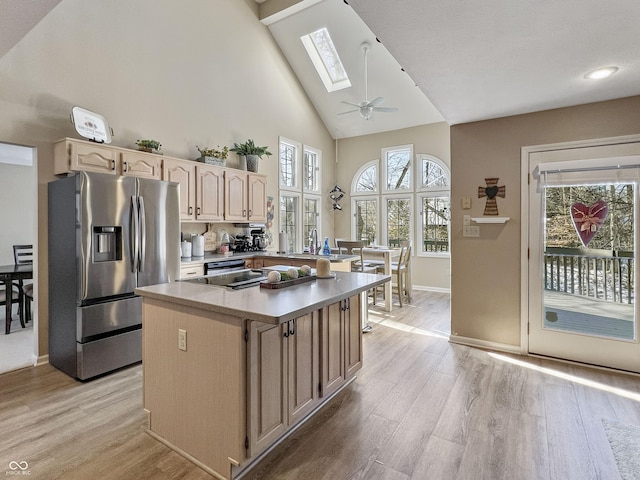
[246,154,259,173]
[200,156,226,166]
[238,156,247,170]
[138,147,153,153]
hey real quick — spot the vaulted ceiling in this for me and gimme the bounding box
[3,0,639,139]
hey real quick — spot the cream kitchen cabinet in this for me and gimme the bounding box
[54,138,162,178]
[179,263,204,279]
[224,170,267,222]
[162,158,196,221]
[163,158,226,222]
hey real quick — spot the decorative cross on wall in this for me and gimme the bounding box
[478,177,505,215]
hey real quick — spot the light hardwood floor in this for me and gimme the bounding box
[1,291,640,480]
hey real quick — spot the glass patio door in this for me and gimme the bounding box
[528,144,640,372]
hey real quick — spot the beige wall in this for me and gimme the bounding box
[450,95,640,347]
[0,0,335,357]
[0,157,36,265]
[336,122,451,290]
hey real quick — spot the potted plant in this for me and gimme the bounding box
[135,139,162,154]
[196,145,229,166]
[229,139,272,172]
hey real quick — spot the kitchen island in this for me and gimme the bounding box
[135,271,389,480]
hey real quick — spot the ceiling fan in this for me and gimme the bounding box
[338,42,398,120]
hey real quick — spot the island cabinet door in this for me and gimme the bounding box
[320,302,346,398]
[345,294,363,379]
[287,312,320,427]
[247,321,287,457]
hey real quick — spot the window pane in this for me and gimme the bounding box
[386,149,411,190]
[304,150,318,191]
[303,198,319,249]
[355,165,377,192]
[280,195,298,253]
[354,199,377,245]
[422,196,450,253]
[280,143,296,188]
[387,198,411,247]
[309,28,348,83]
[422,160,448,189]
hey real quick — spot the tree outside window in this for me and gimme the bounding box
[280,195,298,254]
[354,198,377,245]
[386,198,411,247]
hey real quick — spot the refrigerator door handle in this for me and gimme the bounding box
[131,195,139,273]
[138,196,146,272]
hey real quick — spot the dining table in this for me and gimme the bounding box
[0,263,33,334]
[359,247,411,312]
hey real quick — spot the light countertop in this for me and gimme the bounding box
[180,251,358,266]
[136,271,389,325]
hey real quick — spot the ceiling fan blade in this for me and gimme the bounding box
[372,107,398,113]
[337,109,359,116]
[367,97,385,108]
[341,100,361,108]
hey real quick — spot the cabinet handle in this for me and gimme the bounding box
[249,209,252,218]
[284,321,290,338]
[243,209,247,217]
[289,319,296,336]
[197,207,201,215]
[112,160,116,171]
[123,161,128,173]
[189,206,193,215]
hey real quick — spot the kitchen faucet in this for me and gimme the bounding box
[309,228,318,254]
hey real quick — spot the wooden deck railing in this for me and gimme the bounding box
[544,247,634,304]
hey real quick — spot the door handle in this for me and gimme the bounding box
[138,196,146,272]
[130,196,139,273]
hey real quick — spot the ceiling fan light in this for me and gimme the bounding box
[360,106,374,119]
[584,66,619,80]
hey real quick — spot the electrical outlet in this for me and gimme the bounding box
[463,226,480,237]
[461,197,471,209]
[463,215,471,226]
[178,329,187,351]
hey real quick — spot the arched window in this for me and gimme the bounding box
[351,161,379,244]
[417,154,450,255]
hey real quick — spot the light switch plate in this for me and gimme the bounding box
[461,197,471,209]
[463,226,480,237]
[178,329,187,351]
[463,215,471,226]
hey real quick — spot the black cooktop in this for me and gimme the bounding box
[183,269,266,289]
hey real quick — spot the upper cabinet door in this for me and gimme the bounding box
[120,151,162,179]
[248,174,267,222]
[224,170,248,221]
[162,158,195,221]
[62,140,117,175]
[196,165,224,221]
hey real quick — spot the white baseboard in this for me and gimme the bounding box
[449,334,523,355]
[412,284,450,294]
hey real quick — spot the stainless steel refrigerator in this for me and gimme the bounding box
[48,171,180,380]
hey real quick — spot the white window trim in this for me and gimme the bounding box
[303,193,322,250]
[280,191,302,253]
[351,159,379,195]
[382,144,414,194]
[279,136,301,191]
[415,153,450,192]
[303,145,322,194]
[382,194,413,248]
[416,192,451,258]
[351,196,379,245]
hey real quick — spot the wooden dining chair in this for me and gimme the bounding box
[0,284,23,332]
[13,244,33,324]
[336,240,381,308]
[375,243,412,307]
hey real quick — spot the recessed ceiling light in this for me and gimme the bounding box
[584,66,619,80]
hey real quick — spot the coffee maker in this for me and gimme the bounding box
[250,227,268,251]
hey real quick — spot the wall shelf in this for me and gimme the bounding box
[471,217,510,224]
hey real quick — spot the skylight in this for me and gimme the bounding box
[301,27,351,92]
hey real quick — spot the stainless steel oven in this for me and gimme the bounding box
[203,258,246,275]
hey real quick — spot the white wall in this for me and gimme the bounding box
[0,146,36,265]
[0,0,335,355]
